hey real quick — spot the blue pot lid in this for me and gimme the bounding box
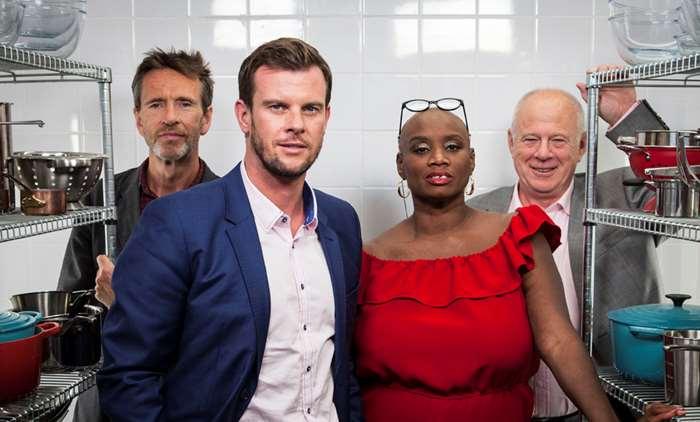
[609,294,700,330]
[0,310,41,333]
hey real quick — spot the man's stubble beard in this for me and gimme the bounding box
[249,120,322,179]
[148,137,194,164]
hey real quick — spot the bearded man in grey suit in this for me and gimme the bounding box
[468,82,667,421]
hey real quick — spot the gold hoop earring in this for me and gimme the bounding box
[464,175,475,199]
[397,179,410,199]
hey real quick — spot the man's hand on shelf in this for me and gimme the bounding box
[95,254,115,308]
[576,64,638,126]
[637,402,685,422]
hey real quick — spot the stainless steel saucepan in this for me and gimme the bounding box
[664,330,700,406]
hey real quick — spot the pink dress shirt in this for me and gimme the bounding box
[240,163,338,422]
[509,181,580,417]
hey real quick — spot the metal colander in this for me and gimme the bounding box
[9,151,106,209]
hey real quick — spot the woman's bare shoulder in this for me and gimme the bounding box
[363,220,412,258]
[466,207,514,232]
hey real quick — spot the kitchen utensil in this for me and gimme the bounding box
[9,151,106,210]
[0,310,41,342]
[44,305,101,368]
[1,172,65,215]
[616,130,700,181]
[644,166,700,217]
[609,0,682,14]
[0,321,59,403]
[0,103,45,213]
[675,33,700,54]
[0,0,24,45]
[663,330,700,406]
[13,0,85,58]
[679,0,700,41]
[609,9,682,64]
[10,289,95,318]
[608,293,700,385]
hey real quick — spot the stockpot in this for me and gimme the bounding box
[0,310,42,342]
[43,304,102,368]
[644,165,700,218]
[663,330,700,406]
[616,130,700,181]
[10,289,94,318]
[0,321,60,403]
[608,294,700,385]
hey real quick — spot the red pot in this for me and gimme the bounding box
[618,145,700,181]
[0,321,60,403]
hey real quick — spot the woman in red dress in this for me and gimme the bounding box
[353,102,680,422]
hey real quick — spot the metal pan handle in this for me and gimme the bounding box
[664,344,700,353]
[617,144,652,161]
[676,131,700,187]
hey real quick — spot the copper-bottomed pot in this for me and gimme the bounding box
[1,172,65,215]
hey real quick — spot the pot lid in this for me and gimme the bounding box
[0,310,41,333]
[609,294,700,329]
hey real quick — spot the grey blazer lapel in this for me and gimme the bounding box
[569,175,585,311]
[466,185,513,213]
[116,169,141,254]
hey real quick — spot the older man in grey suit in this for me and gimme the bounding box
[468,84,667,421]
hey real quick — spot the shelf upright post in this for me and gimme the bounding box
[581,71,600,357]
[98,74,116,256]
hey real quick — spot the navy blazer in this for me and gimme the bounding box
[98,164,363,421]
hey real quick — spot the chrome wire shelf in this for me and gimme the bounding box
[0,46,111,83]
[599,367,700,421]
[587,53,700,88]
[0,206,115,242]
[586,209,700,242]
[0,366,98,422]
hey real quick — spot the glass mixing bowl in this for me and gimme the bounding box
[0,0,24,46]
[609,10,683,64]
[13,0,85,58]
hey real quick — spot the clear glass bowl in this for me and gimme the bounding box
[609,0,682,15]
[13,0,85,58]
[675,33,700,54]
[678,0,700,41]
[0,0,24,46]
[609,11,683,64]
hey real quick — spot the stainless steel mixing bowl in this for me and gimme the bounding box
[9,151,106,210]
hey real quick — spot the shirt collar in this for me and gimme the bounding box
[240,161,318,232]
[138,157,206,198]
[508,179,574,216]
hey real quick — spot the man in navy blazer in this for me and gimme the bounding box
[98,38,363,421]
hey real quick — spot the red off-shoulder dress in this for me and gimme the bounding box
[354,205,561,422]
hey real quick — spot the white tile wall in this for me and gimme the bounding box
[2,0,699,330]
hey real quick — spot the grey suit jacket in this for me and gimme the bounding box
[58,160,219,292]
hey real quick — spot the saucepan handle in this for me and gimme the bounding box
[36,321,61,338]
[664,344,700,353]
[628,325,664,339]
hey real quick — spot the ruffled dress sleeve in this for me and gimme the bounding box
[506,205,561,274]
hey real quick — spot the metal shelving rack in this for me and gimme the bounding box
[0,366,99,422]
[0,46,116,418]
[584,53,700,420]
[0,45,117,254]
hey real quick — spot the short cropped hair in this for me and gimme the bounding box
[238,37,332,107]
[511,88,585,136]
[132,48,214,111]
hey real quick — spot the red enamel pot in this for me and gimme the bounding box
[620,145,700,180]
[617,130,700,181]
[0,321,60,403]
